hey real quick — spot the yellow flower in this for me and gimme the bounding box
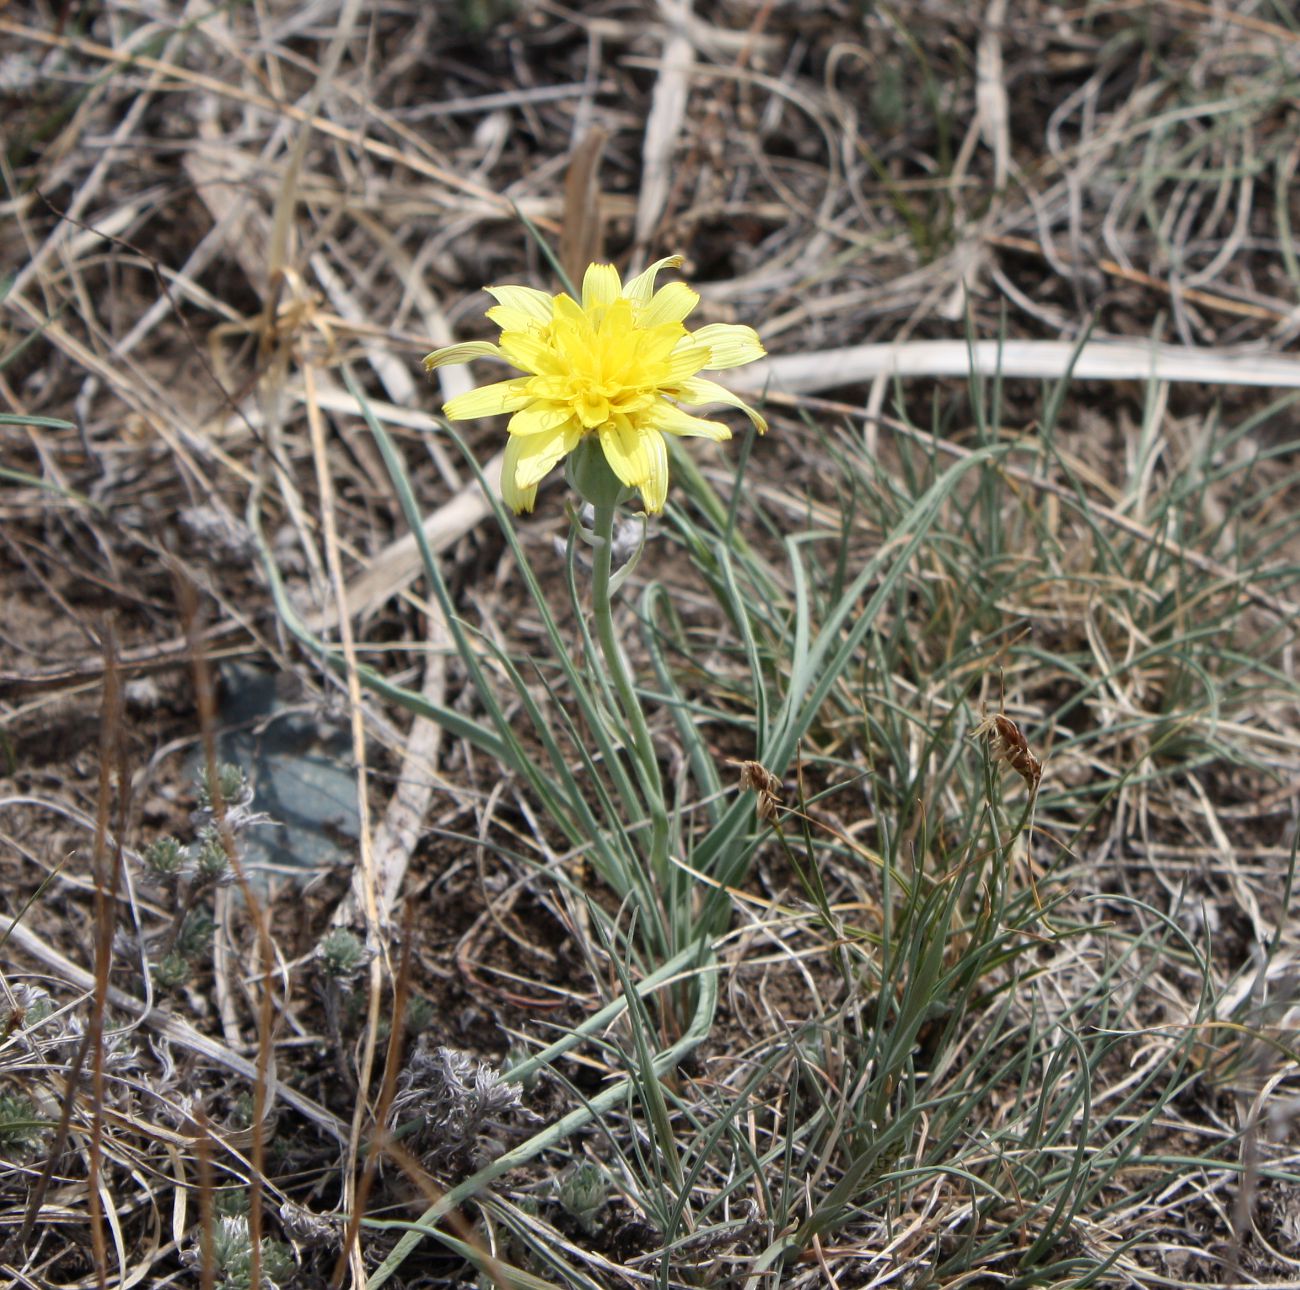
[423,256,766,514]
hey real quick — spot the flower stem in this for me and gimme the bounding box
[590,503,669,881]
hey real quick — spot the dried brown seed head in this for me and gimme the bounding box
[972,711,1042,793]
[729,759,783,821]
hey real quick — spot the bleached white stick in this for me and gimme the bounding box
[728,338,1300,393]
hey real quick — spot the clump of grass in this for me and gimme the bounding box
[326,346,1299,1287]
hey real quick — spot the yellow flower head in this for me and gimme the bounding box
[423,256,766,514]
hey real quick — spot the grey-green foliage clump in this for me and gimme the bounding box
[134,761,269,993]
[177,909,215,959]
[388,1043,538,1173]
[181,1214,295,1290]
[558,1159,609,1234]
[9,983,55,1031]
[194,761,269,842]
[228,1092,256,1132]
[193,826,234,886]
[316,928,368,983]
[0,1091,46,1156]
[196,762,252,815]
[403,994,434,1034]
[151,951,190,992]
[141,835,186,881]
[314,928,374,1075]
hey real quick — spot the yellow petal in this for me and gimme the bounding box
[597,297,635,342]
[646,402,733,441]
[634,322,690,369]
[514,424,581,487]
[507,402,577,437]
[486,305,542,334]
[639,281,699,327]
[525,374,571,400]
[551,316,595,370]
[551,293,582,321]
[624,254,685,303]
[638,430,669,514]
[582,263,623,313]
[501,434,537,514]
[670,376,768,433]
[691,323,766,370]
[442,378,531,420]
[663,342,712,384]
[551,294,590,332]
[484,284,555,322]
[499,330,562,375]
[423,340,506,370]
[598,419,655,487]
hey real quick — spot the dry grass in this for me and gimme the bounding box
[3,1,1300,1286]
